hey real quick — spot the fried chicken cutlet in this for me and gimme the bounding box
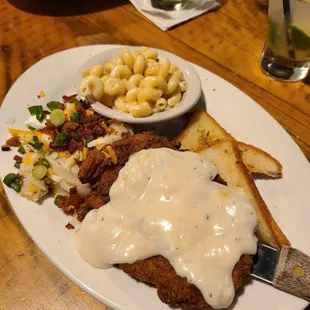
[78,132,253,309]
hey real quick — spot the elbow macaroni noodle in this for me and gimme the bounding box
[80,47,188,118]
[127,74,144,90]
[80,76,105,100]
[156,98,167,111]
[130,102,152,117]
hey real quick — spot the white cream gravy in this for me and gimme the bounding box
[76,148,257,308]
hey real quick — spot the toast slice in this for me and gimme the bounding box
[238,142,282,177]
[173,109,282,178]
[198,139,290,248]
[173,109,230,150]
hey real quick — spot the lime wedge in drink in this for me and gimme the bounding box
[290,24,310,50]
[268,19,278,46]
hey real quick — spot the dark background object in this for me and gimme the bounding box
[8,0,128,17]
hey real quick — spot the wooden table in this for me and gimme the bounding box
[0,0,309,309]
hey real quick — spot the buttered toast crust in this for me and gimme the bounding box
[238,142,282,177]
[173,109,282,178]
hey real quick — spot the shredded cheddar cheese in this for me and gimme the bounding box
[28,184,38,193]
[69,103,77,113]
[22,152,36,165]
[102,150,111,159]
[82,148,89,160]
[63,109,70,120]
[59,151,71,159]
[47,168,54,176]
[106,145,117,164]
[38,91,45,98]
[9,128,42,140]
[101,121,109,131]
[86,109,94,116]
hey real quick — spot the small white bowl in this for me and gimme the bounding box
[75,46,202,124]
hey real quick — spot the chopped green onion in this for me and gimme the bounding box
[47,101,61,111]
[14,161,21,169]
[28,105,45,122]
[10,182,21,193]
[71,98,79,104]
[28,141,44,151]
[85,138,93,147]
[28,105,42,115]
[3,173,22,192]
[18,146,25,154]
[35,141,44,151]
[54,195,64,206]
[27,125,35,131]
[73,134,80,141]
[32,164,47,180]
[3,173,19,187]
[33,136,39,141]
[71,112,80,123]
[55,132,70,147]
[40,158,50,168]
[50,109,66,127]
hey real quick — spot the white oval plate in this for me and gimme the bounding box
[0,45,309,310]
[76,47,201,124]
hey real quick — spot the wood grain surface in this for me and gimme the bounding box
[0,0,309,309]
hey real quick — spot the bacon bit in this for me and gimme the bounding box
[74,158,81,166]
[106,145,117,164]
[65,223,75,230]
[38,91,45,98]
[6,136,21,147]
[62,94,77,102]
[1,144,10,151]
[107,119,122,125]
[64,205,75,212]
[13,155,22,161]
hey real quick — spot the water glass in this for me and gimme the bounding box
[259,0,310,82]
[150,0,189,11]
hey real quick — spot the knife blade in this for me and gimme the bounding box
[250,243,310,301]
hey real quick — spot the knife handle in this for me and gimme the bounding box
[274,246,310,301]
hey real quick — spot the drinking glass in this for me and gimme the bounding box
[150,0,189,11]
[259,0,310,82]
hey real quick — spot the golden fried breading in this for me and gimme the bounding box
[119,255,252,309]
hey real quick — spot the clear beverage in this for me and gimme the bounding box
[150,0,189,11]
[259,0,310,82]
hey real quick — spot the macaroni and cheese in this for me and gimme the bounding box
[80,47,188,118]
